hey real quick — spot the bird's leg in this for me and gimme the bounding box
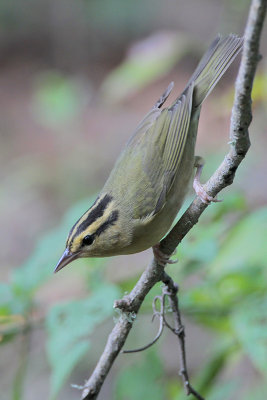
[193,156,221,204]
[153,243,178,267]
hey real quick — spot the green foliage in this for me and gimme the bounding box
[218,70,267,109]
[180,203,267,322]
[243,385,267,400]
[1,196,97,317]
[32,71,87,127]
[209,207,267,276]
[107,194,267,400]
[0,195,119,394]
[113,350,165,400]
[231,295,267,376]
[208,380,240,400]
[195,342,237,393]
[2,190,267,399]
[251,70,267,104]
[46,283,121,398]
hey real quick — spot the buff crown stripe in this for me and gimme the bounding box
[68,194,113,245]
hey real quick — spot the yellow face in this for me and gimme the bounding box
[54,193,126,272]
[68,195,118,252]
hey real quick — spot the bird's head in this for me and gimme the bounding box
[54,194,123,272]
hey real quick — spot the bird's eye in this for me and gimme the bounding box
[82,235,94,246]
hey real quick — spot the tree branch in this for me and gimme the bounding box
[81,1,266,398]
[162,273,204,400]
[122,292,166,353]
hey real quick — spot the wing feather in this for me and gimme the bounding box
[163,83,193,179]
[103,35,243,221]
[103,83,194,220]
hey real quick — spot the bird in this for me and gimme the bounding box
[55,34,243,273]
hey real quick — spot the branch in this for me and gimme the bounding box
[160,0,266,258]
[81,1,266,398]
[81,258,165,400]
[122,293,166,354]
[162,273,204,400]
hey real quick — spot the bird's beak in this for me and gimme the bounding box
[54,248,79,273]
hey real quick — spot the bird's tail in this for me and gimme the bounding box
[186,34,243,107]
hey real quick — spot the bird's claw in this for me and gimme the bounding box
[153,244,178,266]
[193,180,222,204]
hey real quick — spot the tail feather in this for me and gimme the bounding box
[186,34,243,107]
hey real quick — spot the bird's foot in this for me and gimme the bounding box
[193,179,221,204]
[193,157,222,204]
[153,244,178,267]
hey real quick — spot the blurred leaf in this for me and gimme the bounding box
[208,207,267,277]
[215,265,265,305]
[251,71,267,104]
[0,283,14,314]
[182,284,231,332]
[177,193,247,272]
[0,314,26,344]
[243,384,267,400]
[218,69,267,110]
[0,283,28,343]
[46,283,121,398]
[10,196,99,314]
[167,346,236,400]
[231,295,267,376]
[207,380,240,400]
[166,379,184,400]
[195,340,238,395]
[32,71,88,127]
[1,193,115,396]
[114,350,165,400]
[180,226,219,264]
[209,192,247,221]
[101,32,191,103]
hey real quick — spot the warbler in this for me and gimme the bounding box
[55,34,243,272]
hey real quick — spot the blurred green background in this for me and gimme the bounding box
[0,0,267,399]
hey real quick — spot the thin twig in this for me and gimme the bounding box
[81,259,165,400]
[162,272,205,400]
[81,1,266,398]
[122,294,166,353]
[124,273,204,398]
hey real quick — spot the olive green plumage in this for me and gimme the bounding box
[55,34,243,272]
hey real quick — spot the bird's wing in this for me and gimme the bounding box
[103,84,193,220]
[126,81,174,149]
[140,83,193,215]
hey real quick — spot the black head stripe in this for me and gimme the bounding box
[76,194,113,235]
[70,194,113,241]
[95,210,119,236]
[67,199,97,245]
